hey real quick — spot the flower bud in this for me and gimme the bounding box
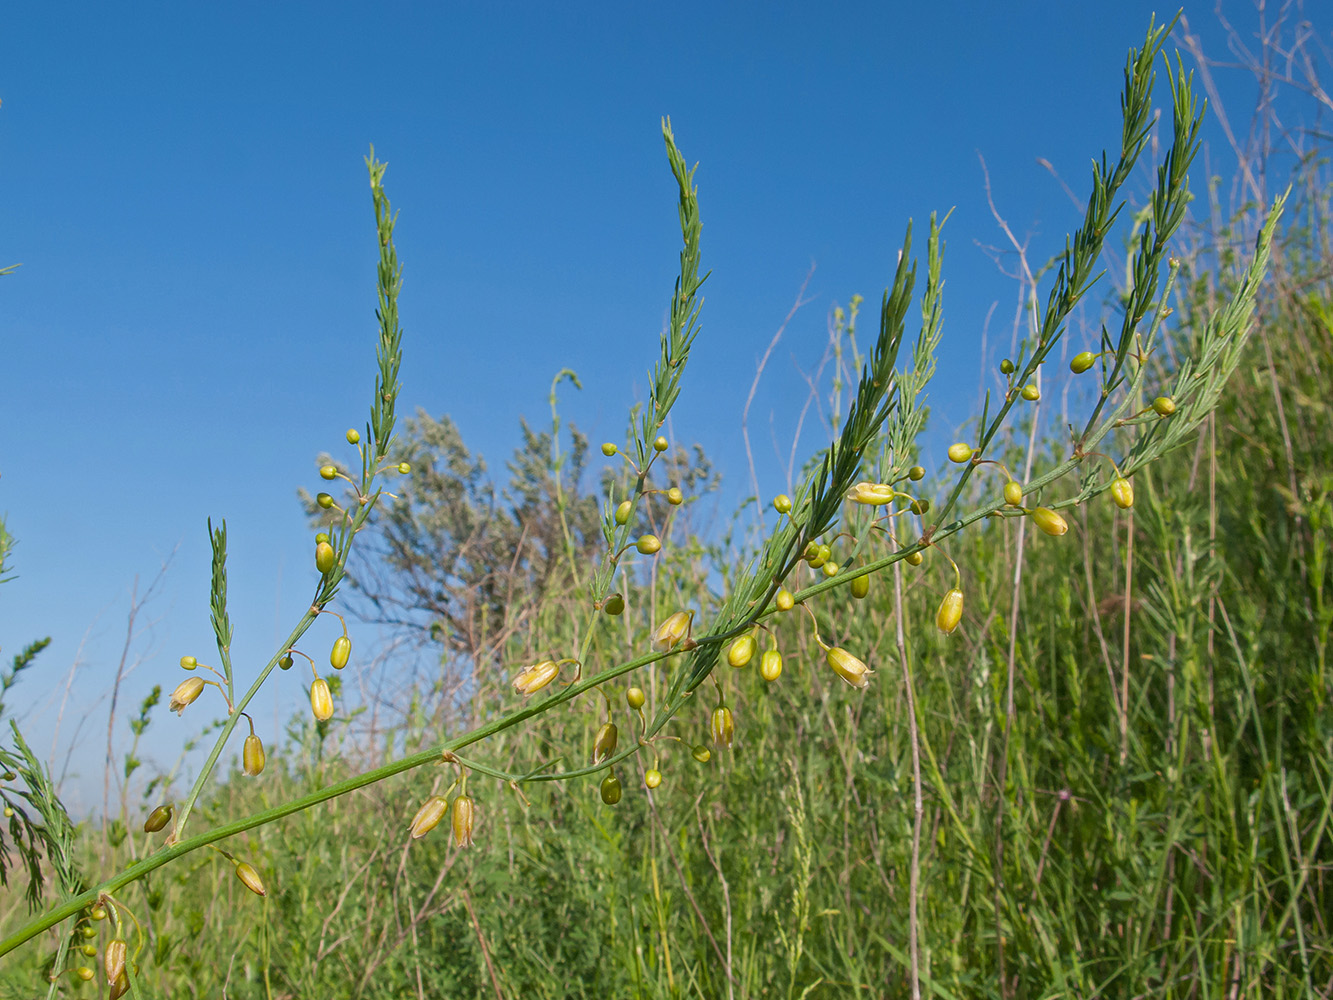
[851,574,870,600]
[936,588,964,635]
[1110,477,1134,510]
[169,677,205,715]
[1032,507,1068,536]
[651,611,692,651]
[346,428,360,444]
[1152,396,1177,416]
[759,649,783,682]
[1021,384,1040,401]
[179,655,197,670]
[947,443,973,463]
[235,861,267,897]
[626,686,646,710]
[451,794,475,847]
[1004,480,1024,507]
[636,534,662,555]
[710,705,734,749]
[315,541,336,575]
[104,938,127,985]
[408,795,448,839]
[602,593,625,616]
[600,772,622,805]
[310,678,334,721]
[845,482,895,506]
[772,494,792,514]
[512,659,560,696]
[143,804,173,833]
[593,722,618,765]
[614,500,633,525]
[1070,351,1096,374]
[243,734,266,777]
[319,465,338,481]
[825,647,872,689]
[775,589,795,612]
[316,492,335,509]
[727,634,757,668]
[330,635,351,670]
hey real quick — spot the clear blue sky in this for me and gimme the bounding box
[1,3,1259,812]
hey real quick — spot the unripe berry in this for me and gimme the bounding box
[773,494,792,514]
[823,561,840,578]
[636,534,662,555]
[319,465,338,481]
[759,649,783,682]
[1000,358,1015,374]
[775,589,795,612]
[614,500,632,525]
[1004,480,1023,507]
[346,428,360,444]
[936,588,964,634]
[75,967,94,982]
[330,635,351,669]
[315,531,330,544]
[397,462,411,474]
[947,443,973,463]
[602,593,625,616]
[1070,351,1096,374]
[666,487,683,505]
[316,492,335,509]
[600,773,622,805]
[143,804,173,833]
[626,686,646,710]
[601,442,618,457]
[1110,477,1134,510]
[906,550,924,566]
[727,634,757,668]
[851,574,870,600]
[1152,396,1177,416]
[278,654,294,671]
[691,744,711,763]
[179,655,197,670]
[1032,506,1069,536]
[907,466,925,481]
[90,907,107,921]
[909,498,930,515]
[1021,384,1040,401]
[644,768,662,789]
[653,435,669,452]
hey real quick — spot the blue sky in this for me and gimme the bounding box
[0,3,1266,811]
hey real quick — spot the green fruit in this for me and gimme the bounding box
[316,492,335,509]
[315,531,330,544]
[1021,384,1040,401]
[626,687,646,710]
[279,654,294,671]
[346,428,360,444]
[666,487,683,505]
[759,649,783,682]
[179,656,197,670]
[397,462,411,474]
[947,443,973,463]
[773,494,792,514]
[692,744,711,763]
[319,465,338,481]
[602,593,625,616]
[1004,480,1023,506]
[644,769,662,789]
[727,634,757,668]
[1000,358,1015,374]
[636,534,661,555]
[1152,396,1177,416]
[1070,351,1096,374]
[851,575,870,600]
[907,466,925,481]
[601,442,618,457]
[600,773,623,805]
[653,435,669,452]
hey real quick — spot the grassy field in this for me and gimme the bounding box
[2,19,1331,1000]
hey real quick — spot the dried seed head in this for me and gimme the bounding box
[947,443,973,463]
[143,804,173,833]
[169,677,205,715]
[825,647,872,689]
[512,659,560,696]
[408,795,448,839]
[1032,507,1069,536]
[593,722,619,765]
[651,611,693,651]
[104,938,127,985]
[635,534,662,555]
[243,734,266,777]
[845,482,895,506]
[936,588,964,635]
[1070,351,1096,374]
[727,634,757,668]
[1004,480,1024,507]
[710,705,735,750]
[235,861,267,897]
[330,635,351,670]
[1152,396,1177,416]
[310,678,334,721]
[775,589,795,612]
[772,494,792,514]
[1110,477,1134,510]
[600,772,622,805]
[759,649,783,683]
[451,794,475,847]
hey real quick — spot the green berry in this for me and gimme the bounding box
[179,656,197,671]
[603,593,625,616]
[691,744,711,763]
[315,531,330,545]
[907,466,925,481]
[635,534,661,555]
[319,465,338,481]
[1004,480,1023,506]
[315,541,336,575]
[1021,384,1040,401]
[600,773,623,805]
[278,654,294,671]
[644,769,662,789]
[626,686,646,710]
[397,462,411,474]
[947,443,973,463]
[773,494,792,514]
[1000,358,1015,374]
[653,435,669,453]
[316,492,335,509]
[601,442,618,457]
[1070,351,1096,374]
[851,574,870,600]
[346,428,361,444]
[666,487,683,506]
[1152,396,1177,416]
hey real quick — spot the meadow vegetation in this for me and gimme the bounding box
[1,15,1330,999]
